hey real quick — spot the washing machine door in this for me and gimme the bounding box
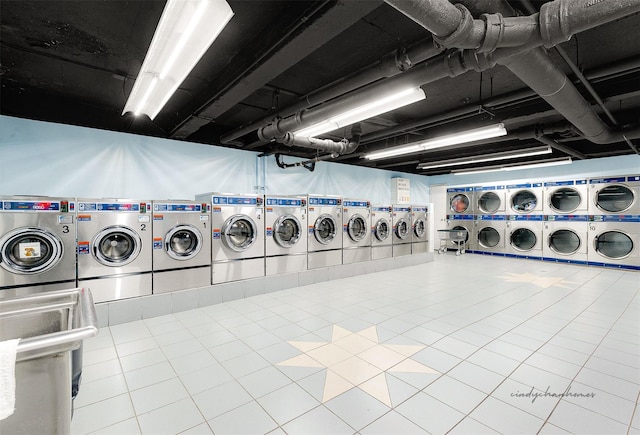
[222,214,257,252]
[548,229,581,255]
[477,227,500,248]
[548,188,582,213]
[477,192,501,214]
[347,214,368,242]
[273,214,302,248]
[0,227,64,274]
[395,218,410,240]
[413,218,426,238]
[165,225,202,260]
[314,214,337,245]
[511,190,538,213]
[594,231,633,259]
[373,218,390,242]
[594,185,634,213]
[450,193,470,213]
[510,227,537,251]
[93,226,142,266]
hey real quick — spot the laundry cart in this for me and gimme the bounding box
[437,229,468,255]
[0,288,98,434]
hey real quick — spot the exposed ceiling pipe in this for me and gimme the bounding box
[275,153,339,172]
[384,0,640,146]
[220,38,442,146]
[272,123,362,170]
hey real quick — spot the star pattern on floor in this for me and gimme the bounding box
[277,325,439,406]
[497,272,574,288]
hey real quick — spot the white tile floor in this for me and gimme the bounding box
[72,254,640,434]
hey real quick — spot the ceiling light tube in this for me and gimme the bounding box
[122,0,234,120]
[417,146,552,170]
[452,157,572,175]
[365,123,507,160]
[293,87,426,138]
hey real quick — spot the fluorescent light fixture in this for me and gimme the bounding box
[417,146,552,170]
[122,0,234,120]
[365,123,508,160]
[452,157,572,175]
[293,87,426,138]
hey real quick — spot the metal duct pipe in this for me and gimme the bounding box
[221,38,442,145]
[279,123,362,155]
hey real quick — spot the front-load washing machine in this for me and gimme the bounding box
[392,205,412,257]
[195,192,265,284]
[76,198,152,303]
[264,195,307,275]
[307,195,343,269]
[543,179,588,215]
[507,182,543,215]
[0,196,76,298]
[506,215,543,259]
[445,214,475,252]
[588,215,639,270]
[410,205,429,254]
[371,205,393,260]
[474,215,506,255]
[447,187,474,215]
[475,185,506,215]
[151,200,211,293]
[542,215,588,265]
[342,199,371,264]
[588,175,640,215]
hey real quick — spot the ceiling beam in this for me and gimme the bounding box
[170,0,383,141]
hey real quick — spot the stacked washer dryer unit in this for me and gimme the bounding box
[264,195,307,275]
[445,187,475,252]
[76,199,152,303]
[195,193,265,283]
[506,183,544,260]
[473,185,506,256]
[0,196,76,298]
[410,205,429,254]
[307,195,343,269]
[392,204,412,256]
[151,200,211,293]
[587,175,639,270]
[542,179,589,265]
[371,205,393,260]
[342,199,371,264]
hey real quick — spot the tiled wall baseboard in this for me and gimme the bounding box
[95,253,434,327]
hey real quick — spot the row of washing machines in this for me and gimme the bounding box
[0,194,430,303]
[445,175,639,270]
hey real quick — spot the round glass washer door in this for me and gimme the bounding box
[510,227,537,251]
[273,214,302,248]
[548,229,581,255]
[450,194,470,213]
[0,227,64,274]
[165,225,202,260]
[395,219,410,240]
[549,188,582,213]
[347,214,368,242]
[594,231,633,259]
[222,215,257,252]
[477,227,500,248]
[93,226,142,266]
[374,219,390,241]
[413,218,426,238]
[478,192,501,214]
[314,214,337,245]
[595,185,634,213]
[511,190,538,213]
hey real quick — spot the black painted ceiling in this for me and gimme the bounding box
[1,0,639,175]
